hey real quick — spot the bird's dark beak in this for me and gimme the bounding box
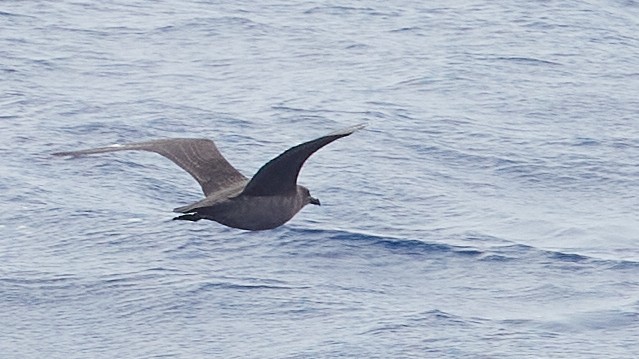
[310,196,321,206]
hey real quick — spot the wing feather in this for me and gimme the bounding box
[241,124,365,196]
[54,138,246,196]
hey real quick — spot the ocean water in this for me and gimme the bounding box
[1,0,639,358]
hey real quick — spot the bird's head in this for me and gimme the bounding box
[299,185,321,206]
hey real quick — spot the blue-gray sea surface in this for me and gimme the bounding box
[1,1,638,358]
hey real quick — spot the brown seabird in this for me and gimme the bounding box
[53,124,365,230]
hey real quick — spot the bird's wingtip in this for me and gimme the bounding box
[52,150,80,157]
[51,144,125,157]
[328,123,367,137]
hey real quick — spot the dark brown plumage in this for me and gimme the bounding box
[53,124,364,230]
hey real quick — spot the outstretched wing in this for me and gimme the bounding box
[53,138,247,196]
[241,124,365,196]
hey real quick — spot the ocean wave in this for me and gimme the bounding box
[277,227,639,271]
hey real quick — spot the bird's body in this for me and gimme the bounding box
[54,124,364,230]
[178,186,311,230]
